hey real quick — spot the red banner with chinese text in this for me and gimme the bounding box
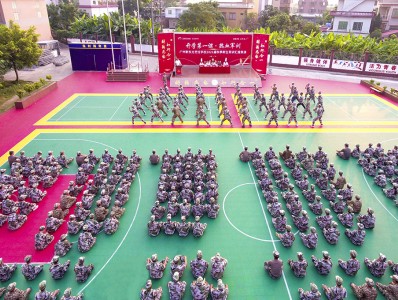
[174,33,252,66]
[158,32,175,74]
[251,34,269,76]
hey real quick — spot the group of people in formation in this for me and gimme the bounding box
[234,82,325,128]
[337,142,398,203]
[147,148,219,238]
[141,251,228,300]
[264,251,398,300]
[128,83,213,127]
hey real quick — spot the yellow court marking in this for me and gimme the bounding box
[0,131,41,167]
[35,93,216,126]
[3,126,398,167]
[252,121,398,126]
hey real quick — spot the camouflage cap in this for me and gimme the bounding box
[310,283,318,292]
[365,277,374,286]
[7,282,16,291]
[335,276,343,285]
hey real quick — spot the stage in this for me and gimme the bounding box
[170,65,263,88]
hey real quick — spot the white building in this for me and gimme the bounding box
[330,0,375,36]
[164,7,189,29]
[46,0,118,17]
[377,0,398,31]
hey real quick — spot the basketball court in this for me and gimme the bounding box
[0,71,398,299]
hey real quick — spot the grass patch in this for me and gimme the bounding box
[0,80,49,113]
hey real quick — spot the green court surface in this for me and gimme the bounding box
[2,129,398,299]
[38,94,221,125]
[241,94,398,124]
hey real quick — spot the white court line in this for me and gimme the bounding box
[361,169,398,223]
[207,96,213,122]
[247,96,260,122]
[109,96,130,121]
[33,138,143,293]
[359,136,398,223]
[223,182,280,242]
[56,96,87,121]
[367,96,398,118]
[325,97,357,121]
[237,132,293,300]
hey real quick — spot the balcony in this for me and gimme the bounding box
[330,11,375,18]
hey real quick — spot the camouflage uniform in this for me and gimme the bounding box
[298,283,321,300]
[22,255,43,281]
[211,253,228,280]
[55,234,73,257]
[311,252,332,275]
[345,223,366,246]
[288,253,308,278]
[35,226,54,250]
[146,254,168,279]
[163,215,177,235]
[7,207,27,230]
[74,257,94,283]
[60,288,83,300]
[210,279,229,300]
[3,282,31,300]
[357,208,376,229]
[0,259,17,282]
[316,209,333,229]
[170,255,187,279]
[350,278,378,300]
[78,226,96,253]
[168,272,187,300]
[35,280,60,300]
[190,277,210,300]
[196,107,210,126]
[190,251,208,279]
[376,275,398,300]
[147,216,163,237]
[192,216,207,238]
[338,250,360,276]
[323,221,340,245]
[67,215,84,235]
[49,256,70,280]
[176,217,191,237]
[309,197,323,215]
[103,212,119,235]
[337,206,354,228]
[322,276,347,300]
[364,253,388,277]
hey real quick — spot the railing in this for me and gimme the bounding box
[329,11,375,17]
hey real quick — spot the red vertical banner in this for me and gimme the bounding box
[158,33,175,74]
[251,34,270,76]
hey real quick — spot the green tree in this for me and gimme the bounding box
[301,22,320,35]
[243,12,260,31]
[267,13,291,32]
[177,1,226,31]
[258,5,281,28]
[0,22,42,82]
[370,13,382,33]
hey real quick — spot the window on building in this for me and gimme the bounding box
[338,21,348,30]
[13,13,19,21]
[11,1,17,9]
[168,9,172,14]
[92,1,97,4]
[392,8,398,19]
[352,22,363,31]
[229,12,236,20]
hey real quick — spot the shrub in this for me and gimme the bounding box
[39,78,46,85]
[369,79,375,84]
[16,89,25,99]
[46,75,52,80]
[391,88,396,93]
[383,86,387,90]
[34,82,42,90]
[0,83,3,89]
[376,82,381,86]
[23,83,36,93]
